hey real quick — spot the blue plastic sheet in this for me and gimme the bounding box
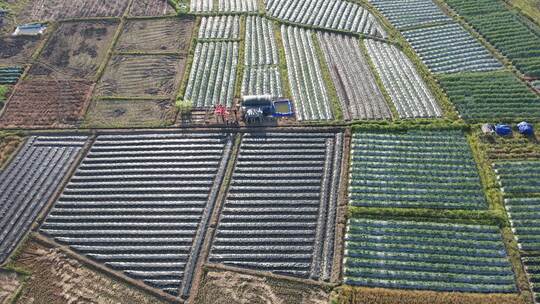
[495,124,512,136]
[517,122,534,136]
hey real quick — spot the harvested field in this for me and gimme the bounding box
[0,36,41,66]
[116,17,195,53]
[29,20,118,81]
[20,0,130,22]
[0,80,92,128]
[0,132,22,168]
[41,132,234,298]
[349,130,486,210]
[84,99,176,128]
[130,0,176,16]
[11,239,166,304]
[199,16,240,40]
[95,54,184,98]
[335,286,526,304]
[344,218,517,293]
[0,136,88,264]
[194,267,330,304]
[480,130,540,160]
[0,270,21,304]
[318,33,391,120]
[209,131,343,281]
[364,40,442,118]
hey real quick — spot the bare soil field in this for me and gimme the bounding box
[0,132,22,167]
[10,239,166,304]
[129,0,176,16]
[0,80,92,128]
[116,17,194,53]
[29,20,118,81]
[19,0,130,22]
[0,270,21,303]
[84,98,176,128]
[194,267,330,304]
[95,54,184,98]
[0,36,42,66]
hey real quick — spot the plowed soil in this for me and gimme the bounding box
[130,0,176,16]
[19,0,130,22]
[0,36,42,66]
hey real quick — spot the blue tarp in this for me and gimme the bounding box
[518,122,534,136]
[495,124,512,136]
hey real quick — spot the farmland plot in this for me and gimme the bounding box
[364,40,442,118]
[281,26,333,121]
[267,0,386,37]
[218,0,258,12]
[522,257,540,303]
[209,131,343,281]
[95,54,184,98]
[444,0,540,77]
[368,0,451,29]
[344,218,517,293]
[0,36,42,66]
[20,0,130,22]
[438,71,540,121]
[41,132,234,298]
[242,16,282,96]
[191,0,214,12]
[198,16,240,40]
[0,67,23,85]
[318,32,391,120]
[0,80,92,128]
[84,99,175,128]
[116,17,195,53]
[184,41,239,107]
[403,23,502,74]
[129,0,176,16]
[0,136,88,264]
[29,20,118,81]
[349,130,487,210]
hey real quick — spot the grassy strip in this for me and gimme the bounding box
[311,31,343,121]
[233,15,246,99]
[176,16,201,100]
[351,119,467,132]
[504,0,540,27]
[272,21,292,99]
[358,38,399,120]
[333,285,526,304]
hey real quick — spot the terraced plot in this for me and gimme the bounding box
[20,0,130,22]
[496,161,540,195]
[522,256,540,303]
[218,0,258,12]
[0,136,88,264]
[95,54,184,98]
[30,20,118,81]
[444,0,540,77]
[403,23,502,74]
[364,40,441,118]
[349,130,486,210]
[318,33,391,120]
[184,41,239,107]
[198,16,240,40]
[0,67,23,85]
[368,0,451,29]
[266,0,387,37]
[209,131,343,281]
[438,71,540,121]
[344,218,517,293]
[281,26,332,120]
[116,17,195,53]
[41,132,234,298]
[130,0,176,16]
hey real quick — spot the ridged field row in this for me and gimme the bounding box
[190,0,213,12]
[218,0,258,12]
[364,40,441,118]
[241,66,282,97]
[198,16,240,40]
[368,0,451,29]
[522,256,540,303]
[266,0,386,38]
[184,41,239,107]
[41,132,233,298]
[0,67,23,85]
[0,136,87,264]
[209,131,343,281]
[344,218,517,293]
[281,26,332,121]
[349,130,486,210]
[318,32,391,120]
